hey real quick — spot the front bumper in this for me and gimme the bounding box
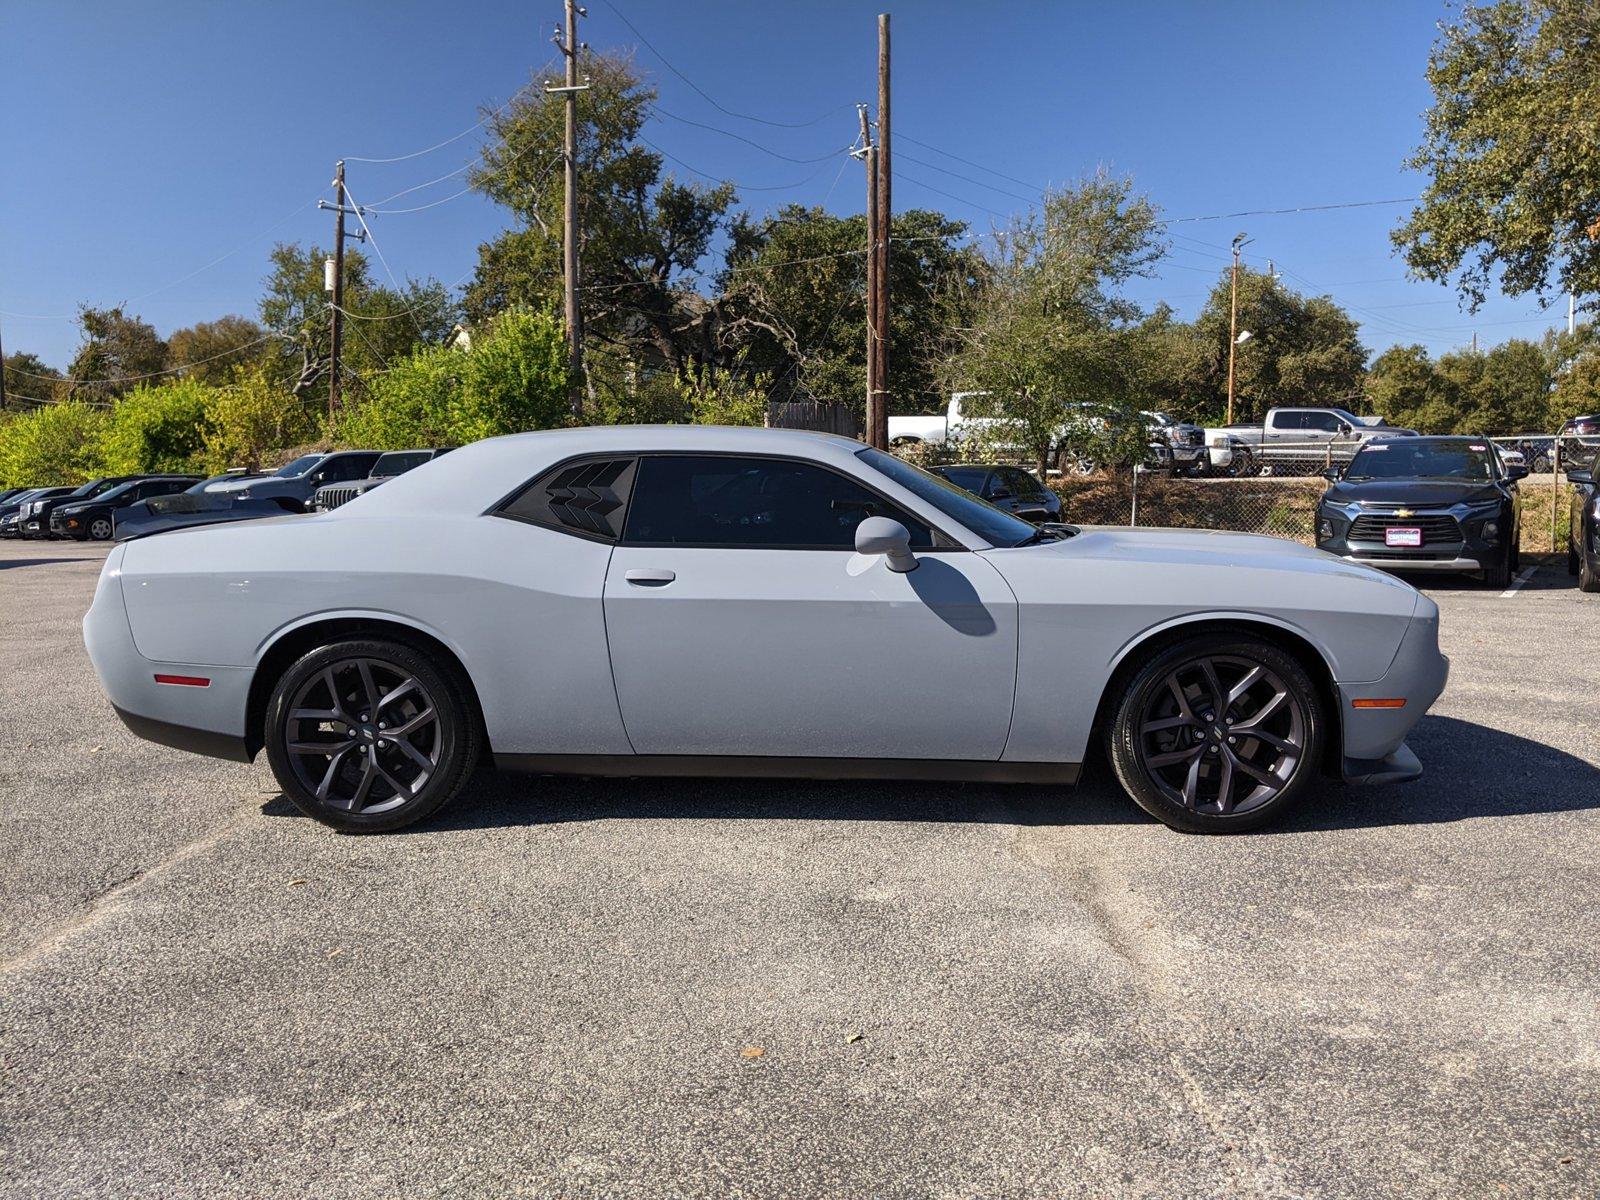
[1341,742,1423,785]
[1337,604,1449,771]
[1336,554,1488,573]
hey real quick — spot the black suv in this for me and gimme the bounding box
[18,476,148,539]
[1565,456,1600,592]
[929,464,1063,522]
[1316,436,1526,587]
[50,475,202,540]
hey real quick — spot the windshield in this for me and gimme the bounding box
[69,478,112,498]
[857,448,1040,547]
[1345,440,1497,482]
[275,454,324,478]
[90,481,139,504]
[1144,411,1175,427]
[372,451,432,478]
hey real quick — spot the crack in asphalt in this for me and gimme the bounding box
[0,806,257,977]
[996,817,1296,1198]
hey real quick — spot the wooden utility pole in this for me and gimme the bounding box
[1225,232,1247,426]
[859,105,879,445]
[317,161,367,425]
[547,0,589,420]
[872,13,891,450]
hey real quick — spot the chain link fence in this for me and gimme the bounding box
[896,434,1578,555]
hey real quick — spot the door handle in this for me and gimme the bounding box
[624,568,676,586]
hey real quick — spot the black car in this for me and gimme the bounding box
[1565,457,1600,592]
[0,487,72,537]
[18,475,149,539]
[930,464,1063,522]
[311,447,453,511]
[1315,436,1526,587]
[51,475,203,540]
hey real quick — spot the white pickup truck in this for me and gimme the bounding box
[888,394,1211,474]
[1204,407,1414,473]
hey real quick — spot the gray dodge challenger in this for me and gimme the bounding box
[85,425,1447,834]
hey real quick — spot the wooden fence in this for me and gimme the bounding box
[766,400,862,439]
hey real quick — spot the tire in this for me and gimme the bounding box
[87,516,113,541]
[1581,546,1600,594]
[1223,449,1254,479]
[264,638,481,833]
[1569,537,1582,576]
[1482,542,1512,588]
[1105,634,1326,834]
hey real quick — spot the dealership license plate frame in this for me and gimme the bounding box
[1385,526,1423,548]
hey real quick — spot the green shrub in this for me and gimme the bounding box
[337,343,465,450]
[452,307,572,442]
[99,379,213,474]
[0,401,110,486]
[201,368,319,472]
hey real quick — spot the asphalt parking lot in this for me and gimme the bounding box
[2,539,1596,1199]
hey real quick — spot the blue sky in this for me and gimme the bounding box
[1,0,1567,374]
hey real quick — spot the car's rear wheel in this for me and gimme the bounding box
[87,516,113,540]
[1581,544,1600,593]
[264,638,480,833]
[1106,635,1325,833]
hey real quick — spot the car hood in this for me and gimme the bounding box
[1325,479,1503,507]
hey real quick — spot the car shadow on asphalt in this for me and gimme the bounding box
[259,715,1597,835]
[1398,555,1571,593]
[0,557,97,570]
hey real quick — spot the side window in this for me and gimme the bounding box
[497,457,638,540]
[323,456,369,482]
[1303,412,1341,433]
[623,455,933,549]
[1004,468,1046,501]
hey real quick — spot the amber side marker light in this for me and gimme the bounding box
[154,674,211,688]
[1351,698,1406,709]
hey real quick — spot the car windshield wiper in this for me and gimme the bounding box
[1013,524,1077,547]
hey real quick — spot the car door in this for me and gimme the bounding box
[602,453,1019,761]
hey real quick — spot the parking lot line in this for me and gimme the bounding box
[1498,565,1537,598]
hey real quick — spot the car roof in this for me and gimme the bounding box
[351,425,872,519]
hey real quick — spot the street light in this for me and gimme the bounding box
[1235,330,1254,346]
[1226,232,1253,424]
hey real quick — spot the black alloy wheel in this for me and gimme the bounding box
[265,638,480,832]
[1107,635,1325,833]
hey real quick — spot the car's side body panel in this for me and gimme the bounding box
[602,544,1019,759]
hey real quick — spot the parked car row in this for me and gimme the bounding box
[0,448,450,543]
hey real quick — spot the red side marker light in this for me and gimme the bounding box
[1351,698,1405,709]
[154,674,211,688]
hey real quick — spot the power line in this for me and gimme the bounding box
[637,134,845,192]
[345,97,517,164]
[650,104,845,164]
[1160,198,1419,225]
[894,132,1045,194]
[595,0,853,129]
[895,169,1011,220]
[5,331,284,386]
[895,151,1038,206]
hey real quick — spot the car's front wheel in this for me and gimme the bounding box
[1106,635,1326,833]
[264,638,480,833]
[87,516,113,540]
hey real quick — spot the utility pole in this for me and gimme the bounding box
[1570,290,1577,336]
[1225,232,1249,426]
[0,312,7,410]
[872,12,891,450]
[547,1,590,420]
[857,104,879,445]
[318,161,365,425]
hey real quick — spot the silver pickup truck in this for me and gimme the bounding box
[1205,406,1414,473]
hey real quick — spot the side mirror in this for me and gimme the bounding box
[855,516,919,573]
[1506,463,1529,481]
[1322,466,1342,482]
[1567,468,1594,485]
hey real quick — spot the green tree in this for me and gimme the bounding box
[1191,269,1365,423]
[201,367,318,473]
[337,306,570,448]
[719,206,986,416]
[65,306,169,403]
[0,401,109,486]
[166,316,269,383]
[259,243,458,401]
[465,53,736,384]
[1393,1,1600,311]
[3,352,64,409]
[99,379,214,473]
[946,173,1166,475]
[1366,345,1459,433]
